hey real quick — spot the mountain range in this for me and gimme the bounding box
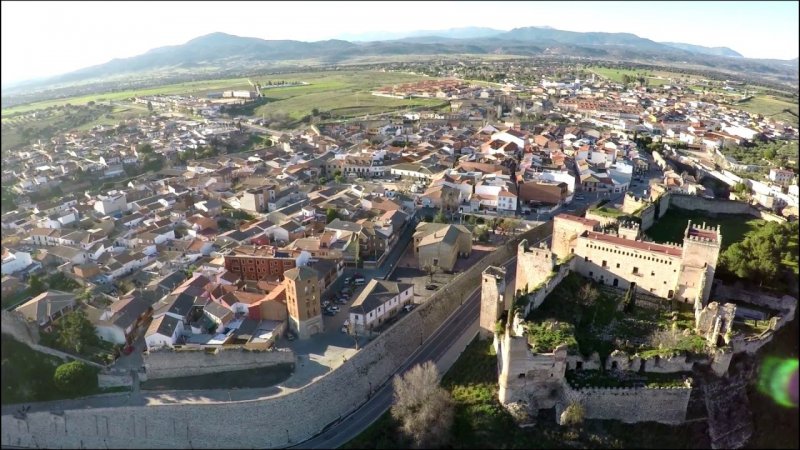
[4,26,798,98]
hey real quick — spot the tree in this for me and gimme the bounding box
[146,101,153,112]
[719,221,792,287]
[76,287,93,304]
[53,361,97,395]
[433,211,447,223]
[325,207,340,224]
[391,361,454,448]
[28,274,46,296]
[53,310,99,355]
[423,264,439,283]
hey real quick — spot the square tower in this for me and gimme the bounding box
[677,221,721,304]
[480,266,508,338]
[515,239,556,297]
[284,266,323,339]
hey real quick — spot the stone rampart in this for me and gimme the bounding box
[143,347,296,379]
[560,382,691,425]
[584,211,619,228]
[0,222,554,449]
[1,310,40,346]
[98,370,133,388]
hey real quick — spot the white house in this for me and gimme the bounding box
[94,191,128,216]
[349,280,414,334]
[1,249,32,275]
[144,314,184,350]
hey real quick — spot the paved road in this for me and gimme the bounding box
[292,253,524,450]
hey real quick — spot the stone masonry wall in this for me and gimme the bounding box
[0,222,554,449]
[560,382,692,425]
[143,347,296,379]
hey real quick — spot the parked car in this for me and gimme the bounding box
[354,278,366,286]
[341,286,353,294]
[344,277,352,284]
[425,283,437,290]
[287,333,296,341]
[336,298,348,305]
[322,300,331,307]
[329,305,340,312]
[323,309,336,316]
[403,304,415,312]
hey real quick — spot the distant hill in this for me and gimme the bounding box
[4,27,797,101]
[661,42,743,58]
[337,27,503,42]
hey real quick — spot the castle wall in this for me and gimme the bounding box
[560,383,691,425]
[640,204,656,230]
[552,215,595,260]
[514,240,555,296]
[584,211,619,228]
[143,347,295,380]
[480,267,507,338]
[498,331,567,410]
[656,194,669,218]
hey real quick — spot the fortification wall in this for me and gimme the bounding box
[560,382,691,425]
[0,220,555,449]
[143,347,296,379]
[1,310,40,346]
[98,370,134,388]
[640,204,656,230]
[522,263,571,315]
[584,211,619,228]
[668,193,757,216]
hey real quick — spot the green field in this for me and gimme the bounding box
[645,207,764,250]
[732,95,799,125]
[252,71,448,123]
[345,337,709,449]
[589,67,654,84]
[1,77,253,116]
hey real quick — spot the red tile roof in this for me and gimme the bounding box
[585,232,683,257]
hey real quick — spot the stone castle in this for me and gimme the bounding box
[481,212,736,428]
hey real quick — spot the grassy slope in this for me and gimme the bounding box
[644,207,763,250]
[733,95,799,125]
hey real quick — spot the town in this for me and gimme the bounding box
[1,54,798,449]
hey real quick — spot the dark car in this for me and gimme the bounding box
[425,283,437,290]
[323,309,336,316]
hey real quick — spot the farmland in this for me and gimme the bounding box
[732,95,799,125]
[252,71,449,123]
[1,77,253,117]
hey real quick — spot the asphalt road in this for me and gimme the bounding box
[291,255,520,450]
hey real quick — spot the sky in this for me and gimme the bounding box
[2,1,798,85]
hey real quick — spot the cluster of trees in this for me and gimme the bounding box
[391,362,454,448]
[27,272,82,297]
[621,74,648,87]
[43,309,100,355]
[720,221,799,288]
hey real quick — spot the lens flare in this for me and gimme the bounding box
[758,357,799,408]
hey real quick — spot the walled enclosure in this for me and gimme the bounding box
[0,222,553,449]
[559,383,692,425]
[143,347,296,380]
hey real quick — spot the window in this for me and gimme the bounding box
[616,263,620,268]
[632,267,639,274]
[602,260,607,268]
[651,271,655,276]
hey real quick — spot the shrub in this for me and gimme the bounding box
[53,361,97,395]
